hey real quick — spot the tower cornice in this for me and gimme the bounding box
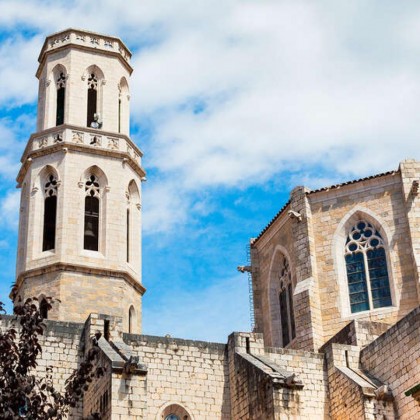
[37,28,133,78]
[16,124,145,186]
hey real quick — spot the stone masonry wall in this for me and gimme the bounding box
[360,306,420,419]
[265,346,328,418]
[123,333,231,419]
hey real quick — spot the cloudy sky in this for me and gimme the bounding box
[0,0,420,342]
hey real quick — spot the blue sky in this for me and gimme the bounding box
[1,0,420,342]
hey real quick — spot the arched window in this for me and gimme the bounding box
[39,298,49,319]
[42,175,58,251]
[56,72,66,125]
[87,73,98,127]
[128,305,135,333]
[345,220,392,313]
[84,175,100,251]
[161,403,191,420]
[278,255,295,346]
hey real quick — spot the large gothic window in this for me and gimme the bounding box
[87,73,98,127]
[345,221,392,313]
[278,256,295,347]
[56,72,66,126]
[84,175,100,251]
[42,175,58,251]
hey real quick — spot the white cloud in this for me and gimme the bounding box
[0,190,20,230]
[1,0,420,229]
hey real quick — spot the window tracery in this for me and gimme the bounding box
[345,220,392,313]
[87,73,98,90]
[85,175,100,197]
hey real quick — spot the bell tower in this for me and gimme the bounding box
[14,29,145,333]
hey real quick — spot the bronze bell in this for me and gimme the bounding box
[85,221,96,238]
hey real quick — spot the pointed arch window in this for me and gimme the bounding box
[56,72,66,125]
[87,73,98,127]
[84,175,100,251]
[278,255,295,346]
[345,221,392,313]
[42,175,58,251]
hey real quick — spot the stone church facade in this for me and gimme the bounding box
[3,29,419,419]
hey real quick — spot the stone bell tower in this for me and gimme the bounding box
[14,29,145,334]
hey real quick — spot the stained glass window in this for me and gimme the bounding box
[345,221,392,313]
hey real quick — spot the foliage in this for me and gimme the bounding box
[0,293,105,419]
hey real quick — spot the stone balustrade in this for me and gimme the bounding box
[22,125,142,166]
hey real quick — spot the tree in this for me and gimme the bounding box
[0,291,105,419]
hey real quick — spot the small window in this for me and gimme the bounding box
[345,221,392,313]
[278,256,295,347]
[84,175,100,251]
[56,72,66,125]
[39,298,49,319]
[42,175,58,251]
[128,306,135,333]
[165,416,180,420]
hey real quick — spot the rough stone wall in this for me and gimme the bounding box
[319,320,390,350]
[123,333,231,420]
[265,347,328,417]
[228,332,328,419]
[230,352,275,419]
[399,160,420,302]
[360,306,420,419]
[325,343,367,419]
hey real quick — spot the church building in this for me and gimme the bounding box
[5,28,420,419]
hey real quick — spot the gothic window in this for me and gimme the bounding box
[278,256,295,346]
[56,72,66,125]
[87,73,98,127]
[165,416,180,420]
[39,298,49,319]
[345,221,392,313]
[84,175,100,251]
[42,175,58,251]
